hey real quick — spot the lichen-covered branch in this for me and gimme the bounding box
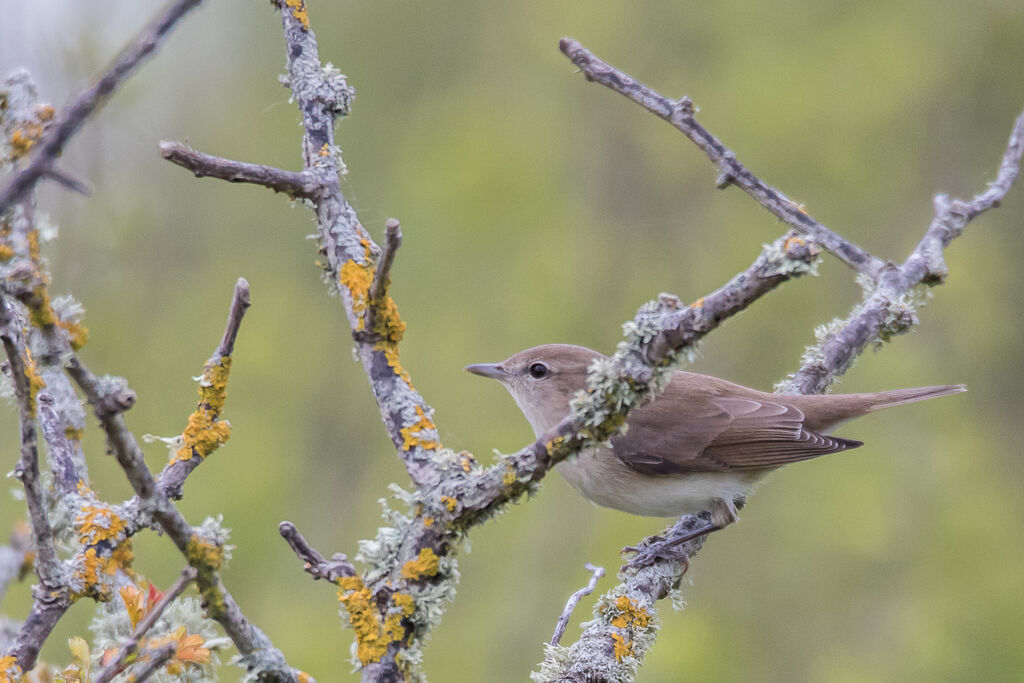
[536,85,1024,683]
[558,37,885,278]
[779,110,1024,396]
[0,0,205,213]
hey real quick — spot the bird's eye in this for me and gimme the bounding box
[527,362,549,379]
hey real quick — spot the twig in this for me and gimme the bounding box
[120,643,178,683]
[362,218,402,337]
[551,564,605,646]
[218,277,252,358]
[159,142,316,198]
[0,0,205,214]
[781,110,1024,396]
[40,167,92,196]
[279,522,356,582]
[558,37,886,278]
[36,393,82,493]
[93,567,198,683]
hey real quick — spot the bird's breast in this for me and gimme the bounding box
[556,446,768,518]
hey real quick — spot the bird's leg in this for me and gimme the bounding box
[621,498,739,571]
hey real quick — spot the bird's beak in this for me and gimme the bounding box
[464,363,508,381]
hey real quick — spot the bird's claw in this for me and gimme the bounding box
[620,539,691,573]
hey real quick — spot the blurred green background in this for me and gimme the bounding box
[2,0,1023,680]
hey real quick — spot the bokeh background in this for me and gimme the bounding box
[3,1,1023,680]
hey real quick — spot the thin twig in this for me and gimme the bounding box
[362,218,402,337]
[279,522,356,582]
[558,37,886,278]
[93,567,198,683]
[551,564,605,646]
[0,0,205,214]
[40,167,92,196]
[218,278,252,357]
[121,643,178,683]
[159,142,316,198]
[36,393,82,493]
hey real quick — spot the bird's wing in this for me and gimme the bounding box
[611,393,862,475]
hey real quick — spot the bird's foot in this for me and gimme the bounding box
[620,520,716,572]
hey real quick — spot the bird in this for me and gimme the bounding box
[466,343,965,563]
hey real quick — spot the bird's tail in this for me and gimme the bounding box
[862,384,967,411]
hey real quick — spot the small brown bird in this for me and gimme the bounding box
[467,344,964,551]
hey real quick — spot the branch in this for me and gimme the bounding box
[159,142,317,198]
[279,522,356,582]
[361,218,402,341]
[93,567,198,683]
[551,564,605,646]
[0,0,205,213]
[558,37,886,278]
[780,110,1024,396]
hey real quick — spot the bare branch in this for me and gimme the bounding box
[781,110,1024,396]
[218,277,252,358]
[121,643,178,683]
[159,141,317,197]
[93,567,199,683]
[558,37,886,278]
[279,522,356,582]
[0,0,205,213]
[36,393,81,493]
[551,564,605,646]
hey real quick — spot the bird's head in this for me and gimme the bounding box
[465,344,604,436]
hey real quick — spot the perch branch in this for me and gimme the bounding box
[159,142,317,198]
[361,218,402,340]
[0,0,205,213]
[558,37,886,279]
[93,567,198,683]
[279,522,356,582]
[551,564,605,646]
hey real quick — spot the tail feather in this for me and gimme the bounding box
[864,384,967,411]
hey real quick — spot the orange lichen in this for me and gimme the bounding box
[400,547,439,581]
[337,575,407,666]
[422,517,434,527]
[318,143,330,157]
[377,343,412,387]
[399,406,439,451]
[0,655,21,682]
[339,238,374,330]
[439,496,457,512]
[174,357,232,463]
[611,632,634,662]
[284,0,310,30]
[9,123,43,159]
[75,504,126,545]
[460,452,474,472]
[297,673,313,683]
[609,595,651,630]
[35,104,55,122]
[57,318,89,350]
[783,234,806,251]
[21,345,45,417]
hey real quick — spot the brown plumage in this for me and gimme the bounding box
[467,344,965,528]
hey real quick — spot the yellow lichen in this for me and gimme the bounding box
[318,143,330,157]
[10,124,43,159]
[391,592,415,617]
[0,245,12,261]
[460,452,474,472]
[57,318,89,350]
[611,632,633,662]
[21,345,45,417]
[35,104,54,121]
[502,465,517,486]
[400,547,439,581]
[64,425,85,442]
[422,517,434,527]
[75,504,126,545]
[378,343,412,386]
[439,495,457,512]
[337,575,407,666]
[399,405,439,451]
[26,284,55,327]
[609,595,651,630]
[298,673,313,683]
[284,0,310,30]
[340,260,374,329]
[0,655,22,682]
[27,230,40,262]
[174,357,232,463]
[186,535,226,615]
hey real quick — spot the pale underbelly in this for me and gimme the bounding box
[555,449,768,518]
